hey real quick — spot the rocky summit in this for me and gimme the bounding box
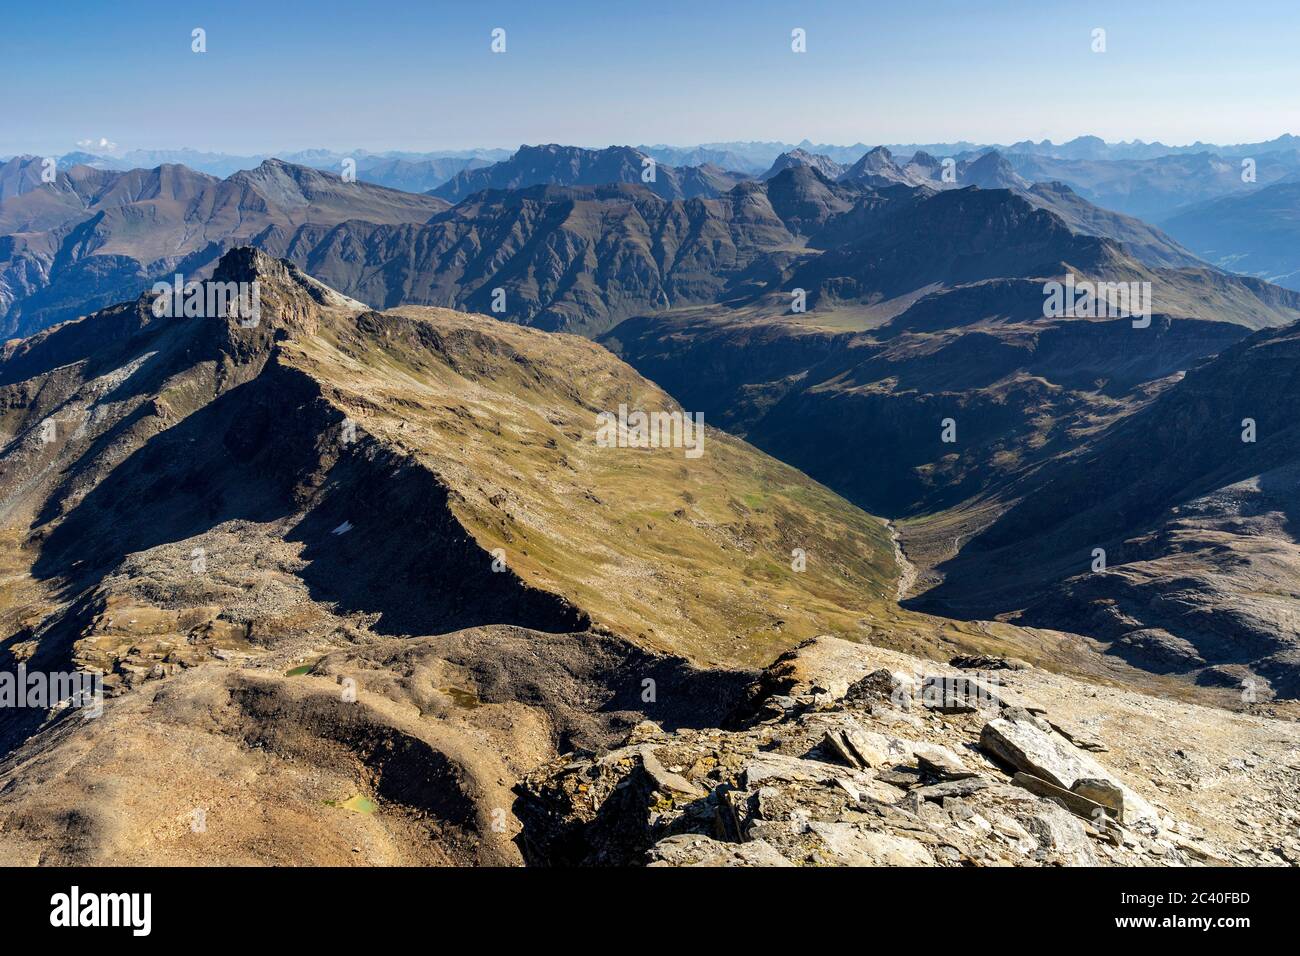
[518,636,1300,867]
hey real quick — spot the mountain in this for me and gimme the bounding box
[598,184,1300,702]
[631,140,866,170]
[280,166,1202,336]
[917,319,1300,698]
[431,144,751,203]
[892,151,1202,269]
[994,133,1300,161]
[782,181,1251,325]
[954,151,1030,190]
[761,149,846,181]
[40,136,1300,187]
[901,150,945,181]
[111,148,267,177]
[1161,181,1300,290]
[1007,150,1300,221]
[0,154,73,201]
[0,248,937,863]
[1021,182,1204,269]
[839,146,929,188]
[40,147,514,180]
[281,179,808,337]
[0,150,1247,344]
[350,156,491,192]
[55,151,129,171]
[638,145,763,174]
[0,157,447,337]
[827,149,1201,269]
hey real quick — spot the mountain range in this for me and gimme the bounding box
[0,156,447,336]
[1,144,1225,340]
[30,147,510,184]
[1160,180,1300,290]
[430,143,751,202]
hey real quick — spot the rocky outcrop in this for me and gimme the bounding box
[514,636,1288,866]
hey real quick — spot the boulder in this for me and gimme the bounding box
[1018,803,1098,865]
[844,668,903,705]
[912,741,978,780]
[950,653,1029,671]
[641,750,705,799]
[1001,706,1053,733]
[980,717,1158,827]
[913,777,991,802]
[981,718,1095,789]
[1047,717,1109,752]
[821,726,890,769]
[647,834,794,867]
[1012,772,1117,828]
[1072,778,1125,820]
[743,752,836,786]
[921,674,1004,712]
[807,822,936,866]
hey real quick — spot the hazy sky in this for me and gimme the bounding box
[4,0,1298,155]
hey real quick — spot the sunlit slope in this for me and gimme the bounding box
[286,303,899,665]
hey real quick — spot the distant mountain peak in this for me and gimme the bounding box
[839,145,926,187]
[957,150,1029,189]
[761,149,845,181]
[432,143,747,203]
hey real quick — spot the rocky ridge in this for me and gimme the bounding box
[516,636,1300,866]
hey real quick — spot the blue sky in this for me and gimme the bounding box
[3,0,1298,155]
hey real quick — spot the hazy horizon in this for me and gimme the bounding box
[8,131,1300,162]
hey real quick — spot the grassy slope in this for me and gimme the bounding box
[284,305,900,667]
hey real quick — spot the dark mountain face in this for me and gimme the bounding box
[0,158,447,337]
[872,151,1205,270]
[1161,181,1300,290]
[788,187,1116,311]
[1019,182,1203,270]
[915,321,1300,697]
[604,267,1276,520]
[0,149,1212,340]
[276,181,804,336]
[431,144,750,203]
[266,169,1217,338]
